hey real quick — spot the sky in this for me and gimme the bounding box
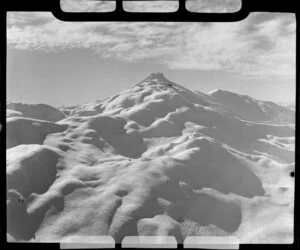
[6,0,296,107]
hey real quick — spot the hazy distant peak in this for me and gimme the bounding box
[277,102,295,111]
[209,89,252,99]
[208,88,295,124]
[6,102,65,122]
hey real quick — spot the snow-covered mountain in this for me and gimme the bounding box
[7,102,65,122]
[6,73,295,244]
[208,89,295,124]
[277,102,295,111]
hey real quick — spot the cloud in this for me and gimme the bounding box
[186,0,241,13]
[6,11,295,80]
[7,12,53,27]
[123,1,179,12]
[60,0,241,13]
[60,0,116,12]
[168,13,295,80]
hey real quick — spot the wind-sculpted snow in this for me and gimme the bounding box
[7,145,61,240]
[7,145,60,197]
[6,74,295,243]
[6,117,68,149]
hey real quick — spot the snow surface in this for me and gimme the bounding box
[6,73,295,243]
[208,89,295,124]
[277,102,296,111]
[7,102,65,122]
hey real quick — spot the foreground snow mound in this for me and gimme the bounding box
[7,102,66,122]
[6,73,295,244]
[7,144,61,198]
[209,89,295,124]
[7,145,61,240]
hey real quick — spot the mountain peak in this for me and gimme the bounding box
[136,72,176,88]
[148,72,169,82]
[146,72,175,85]
[149,72,165,79]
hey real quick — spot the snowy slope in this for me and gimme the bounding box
[6,73,295,244]
[208,89,295,124]
[277,102,295,111]
[7,102,66,122]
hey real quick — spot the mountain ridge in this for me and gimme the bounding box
[6,73,295,243]
[207,88,295,124]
